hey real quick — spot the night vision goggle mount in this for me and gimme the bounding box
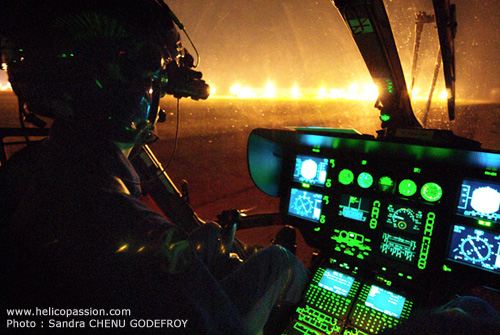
[161,53,210,101]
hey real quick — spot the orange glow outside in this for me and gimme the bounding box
[116,244,129,252]
[226,82,380,101]
[220,81,449,102]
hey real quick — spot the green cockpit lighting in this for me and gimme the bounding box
[339,169,354,185]
[380,114,391,122]
[399,179,417,197]
[357,172,374,188]
[378,176,394,192]
[421,182,443,202]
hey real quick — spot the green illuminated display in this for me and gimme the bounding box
[420,182,443,202]
[357,172,374,188]
[331,230,372,259]
[380,114,391,122]
[398,179,417,197]
[339,169,354,185]
[386,79,394,94]
[378,176,394,192]
[478,220,492,227]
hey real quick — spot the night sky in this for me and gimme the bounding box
[1,0,499,101]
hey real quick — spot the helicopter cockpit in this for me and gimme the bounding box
[1,0,499,334]
[244,1,500,334]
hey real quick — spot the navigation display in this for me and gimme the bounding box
[288,188,324,222]
[318,269,355,297]
[339,194,372,222]
[457,179,500,222]
[448,225,500,274]
[365,286,406,319]
[293,155,329,187]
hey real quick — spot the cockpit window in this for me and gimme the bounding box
[1,1,499,219]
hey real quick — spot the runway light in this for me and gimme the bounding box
[317,87,328,99]
[360,83,379,100]
[439,90,448,100]
[0,82,12,91]
[230,84,256,99]
[348,83,360,96]
[220,81,382,100]
[329,88,346,99]
[116,244,129,252]
[264,82,276,98]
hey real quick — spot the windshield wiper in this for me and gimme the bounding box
[432,0,457,121]
[331,0,422,130]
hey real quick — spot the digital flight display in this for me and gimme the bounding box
[380,232,418,265]
[448,225,500,274]
[457,179,500,222]
[339,194,372,222]
[318,269,355,297]
[385,204,424,235]
[365,285,406,319]
[293,155,329,187]
[288,188,324,222]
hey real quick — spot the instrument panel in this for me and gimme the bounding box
[247,127,500,334]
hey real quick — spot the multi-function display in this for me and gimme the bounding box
[318,269,356,297]
[364,285,407,319]
[288,188,323,222]
[457,179,500,222]
[293,155,329,187]
[339,194,372,222]
[448,225,500,274]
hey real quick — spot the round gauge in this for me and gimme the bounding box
[392,208,415,230]
[338,169,354,185]
[460,235,492,264]
[399,179,417,197]
[357,172,374,188]
[421,182,443,202]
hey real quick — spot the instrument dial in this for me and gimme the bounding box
[392,208,415,230]
[421,182,443,202]
[357,172,374,188]
[460,235,493,264]
[399,179,417,197]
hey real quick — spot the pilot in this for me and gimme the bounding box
[0,1,307,334]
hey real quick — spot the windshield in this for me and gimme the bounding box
[1,0,499,220]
